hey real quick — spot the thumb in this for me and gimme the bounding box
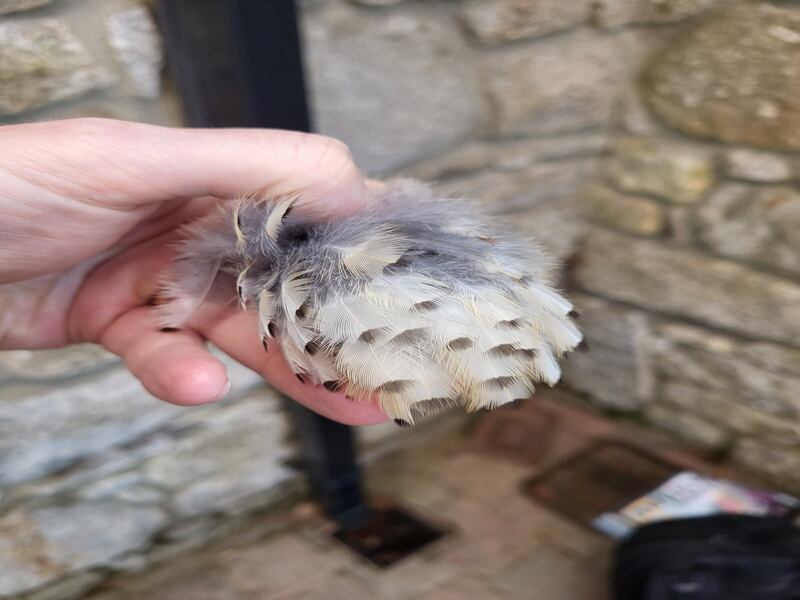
[0,118,370,215]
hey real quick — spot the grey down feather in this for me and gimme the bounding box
[157,180,582,425]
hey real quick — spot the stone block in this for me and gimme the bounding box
[733,438,800,492]
[651,322,800,418]
[0,19,114,116]
[79,472,165,505]
[303,3,484,174]
[0,0,51,14]
[172,462,295,518]
[402,133,608,181]
[510,200,584,262]
[644,3,800,150]
[594,0,717,28]
[645,404,729,451]
[575,229,800,346]
[484,28,654,136]
[24,571,103,600]
[30,503,166,572]
[721,148,794,183]
[696,183,800,276]
[614,85,664,136]
[658,380,800,445]
[462,0,591,46]
[131,392,297,517]
[0,368,183,487]
[0,350,271,490]
[561,295,654,410]
[0,345,118,383]
[579,183,667,235]
[0,503,165,597]
[106,6,163,98]
[435,157,597,214]
[605,137,714,203]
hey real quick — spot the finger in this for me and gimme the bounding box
[67,234,176,344]
[71,240,388,424]
[191,303,389,425]
[101,306,230,406]
[0,118,369,216]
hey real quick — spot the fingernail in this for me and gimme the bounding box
[214,380,232,401]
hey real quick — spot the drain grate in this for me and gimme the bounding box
[522,441,681,528]
[333,506,446,567]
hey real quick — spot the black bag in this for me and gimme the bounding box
[614,515,800,599]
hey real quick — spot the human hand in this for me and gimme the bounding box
[0,118,388,424]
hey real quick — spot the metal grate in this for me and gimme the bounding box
[333,505,447,568]
[522,441,681,527]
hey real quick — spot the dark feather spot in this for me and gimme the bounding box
[517,348,537,359]
[296,373,309,383]
[358,328,382,344]
[295,302,309,320]
[489,343,517,357]
[569,310,581,320]
[413,300,438,312]
[382,262,411,276]
[267,322,278,337]
[477,235,497,245]
[392,255,415,268]
[447,337,473,351]
[486,376,515,389]
[281,224,309,245]
[377,380,414,394]
[323,380,343,392]
[394,419,412,427]
[390,328,428,345]
[577,339,589,353]
[159,327,179,333]
[304,340,320,356]
[418,248,439,257]
[498,318,524,329]
[262,338,269,352]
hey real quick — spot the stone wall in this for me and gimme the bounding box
[0,0,180,124]
[2,0,798,598]
[563,1,800,494]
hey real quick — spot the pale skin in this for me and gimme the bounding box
[0,118,389,425]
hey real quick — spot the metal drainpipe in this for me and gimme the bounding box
[155,0,370,527]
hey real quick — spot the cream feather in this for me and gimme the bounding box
[265,196,297,240]
[331,226,409,277]
[258,288,276,339]
[280,271,312,320]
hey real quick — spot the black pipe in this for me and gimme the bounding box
[156,0,369,524]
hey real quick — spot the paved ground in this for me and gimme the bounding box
[86,407,618,600]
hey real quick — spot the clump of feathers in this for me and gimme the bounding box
[158,180,582,425]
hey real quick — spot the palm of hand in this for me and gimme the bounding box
[0,118,387,425]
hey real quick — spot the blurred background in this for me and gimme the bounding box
[1,0,799,598]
